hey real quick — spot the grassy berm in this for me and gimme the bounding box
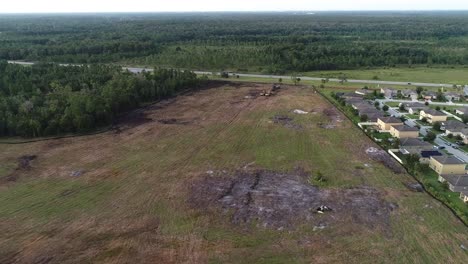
[0,82,467,263]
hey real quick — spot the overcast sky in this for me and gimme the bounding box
[1,0,468,13]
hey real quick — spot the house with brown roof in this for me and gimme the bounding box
[389,125,420,139]
[377,117,403,131]
[420,109,448,124]
[430,156,466,175]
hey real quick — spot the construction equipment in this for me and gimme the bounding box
[260,84,281,97]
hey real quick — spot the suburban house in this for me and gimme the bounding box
[419,109,447,124]
[365,112,386,122]
[341,92,364,100]
[400,102,428,114]
[399,138,434,155]
[430,156,466,175]
[423,91,437,101]
[351,102,373,111]
[344,98,364,105]
[381,88,397,98]
[464,85,468,97]
[419,150,444,164]
[455,107,468,116]
[460,192,468,203]
[377,117,403,131]
[400,89,418,100]
[444,92,461,102]
[441,120,468,136]
[438,175,468,193]
[389,125,420,139]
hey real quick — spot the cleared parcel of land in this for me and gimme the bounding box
[0,82,467,263]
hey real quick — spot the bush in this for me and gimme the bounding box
[447,133,454,139]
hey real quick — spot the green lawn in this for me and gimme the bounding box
[304,66,468,86]
[385,102,401,107]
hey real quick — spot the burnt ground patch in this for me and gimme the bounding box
[189,169,395,233]
[271,115,302,130]
[2,155,37,183]
[366,147,405,174]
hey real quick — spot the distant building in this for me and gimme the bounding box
[423,91,437,101]
[380,88,397,98]
[444,92,461,102]
[460,191,468,203]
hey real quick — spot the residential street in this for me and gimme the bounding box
[376,99,468,162]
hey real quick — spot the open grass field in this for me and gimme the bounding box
[0,82,467,263]
[305,67,468,85]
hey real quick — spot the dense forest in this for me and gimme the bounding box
[0,61,199,137]
[1,12,468,73]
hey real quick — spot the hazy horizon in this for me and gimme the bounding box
[2,0,468,13]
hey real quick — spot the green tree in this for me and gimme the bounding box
[382,105,389,111]
[432,121,441,131]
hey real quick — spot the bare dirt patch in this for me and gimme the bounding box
[365,147,405,174]
[320,107,344,129]
[189,169,394,233]
[271,115,302,130]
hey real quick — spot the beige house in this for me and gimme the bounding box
[389,125,419,138]
[420,109,447,124]
[429,156,466,175]
[377,117,403,131]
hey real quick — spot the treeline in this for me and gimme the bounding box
[1,13,468,71]
[0,61,199,137]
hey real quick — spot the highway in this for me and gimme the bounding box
[8,60,456,88]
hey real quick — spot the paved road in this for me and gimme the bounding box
[8,60,456,88]
[435,136,468,162]
[378,98,468,107]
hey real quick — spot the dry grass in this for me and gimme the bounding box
[0,82,467,263]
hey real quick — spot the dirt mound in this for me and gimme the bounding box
[366,147,405,174]
[271,115,302,130]
[189,169,394,232]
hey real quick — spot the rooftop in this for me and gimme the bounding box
[378,117,403,123]
[440,175,468,187]
[391,125,419,132]
[400,138,433,147]
[421,109,446,116]
[432,155,465,165]
[442,120,468,131]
